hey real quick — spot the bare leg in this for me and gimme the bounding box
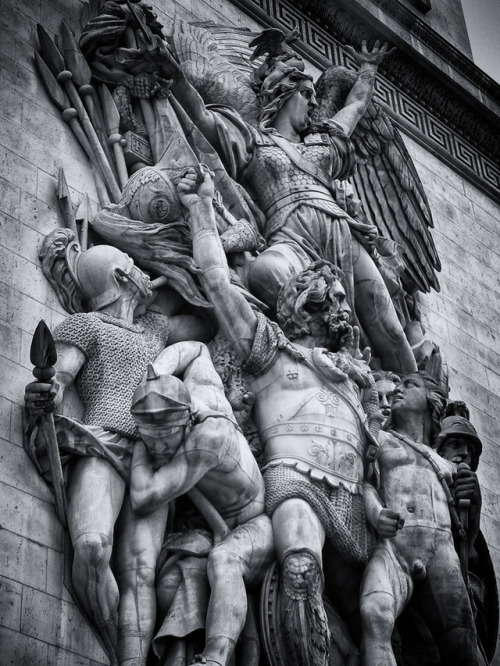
[67,457,126,664]
[352,239,417,374]
[272,499,330,666]
[416,543,478,666]
[359,544,405,666]
[115,495,170,666]
[202,515,274,666]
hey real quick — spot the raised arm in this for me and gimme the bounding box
[177,169,258,362]
[158,55,220,147]
[332,41,393,137]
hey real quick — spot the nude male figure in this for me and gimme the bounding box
[360,372,478,666]
[128,341,274,666]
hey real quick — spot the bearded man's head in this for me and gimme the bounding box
[276,260,352,351]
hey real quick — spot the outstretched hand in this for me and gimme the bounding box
[347,325,371,364]
[177,167,215,209]
[345,40,396,68]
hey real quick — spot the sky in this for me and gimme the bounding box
[461,0,500,83]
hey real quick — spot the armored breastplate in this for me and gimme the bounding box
[250,136,349,235]
[261,380,366,493]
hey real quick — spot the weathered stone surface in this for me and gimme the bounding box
[0,625,49,665]
[0,577,22,632]
[0,0,499,663]
[21,587,109,662]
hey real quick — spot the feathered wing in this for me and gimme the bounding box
[313,66,441,296]
[171,20,260,125]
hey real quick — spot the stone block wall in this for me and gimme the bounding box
[0,0,498,663]
[0,0,110,662]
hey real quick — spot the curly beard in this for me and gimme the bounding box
[310,308,352,352]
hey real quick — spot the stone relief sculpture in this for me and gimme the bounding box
[360,373,478,665]
[129,342,274,666]
[22,2,498,665]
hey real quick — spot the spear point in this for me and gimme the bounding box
[30,320,57,377]
[60,20,92,88]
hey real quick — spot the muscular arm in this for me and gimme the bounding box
[332,41,392,137]
[178,171,258,362]
[130,437,219,515]
[153,340,209,377]
[167,65,220,147]
[52,342,86,408]
[363,480,404,538]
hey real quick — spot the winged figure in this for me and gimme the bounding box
[157,22,441,374]
[171,20,440,300]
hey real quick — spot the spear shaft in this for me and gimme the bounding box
[30,320,68,528]
[37,25,121,202]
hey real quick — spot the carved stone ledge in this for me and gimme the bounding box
[331,0,500,103]
[231,0,500,202]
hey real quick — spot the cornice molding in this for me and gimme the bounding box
[359,0,499,101]
[231,0,500,203]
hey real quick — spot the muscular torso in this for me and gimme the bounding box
[377,431,454,532]
[180,383,265,530]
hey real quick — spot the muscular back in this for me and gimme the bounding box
[188,419,265,528]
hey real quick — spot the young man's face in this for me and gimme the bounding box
[376,378,398,420]
[391,374,428,416]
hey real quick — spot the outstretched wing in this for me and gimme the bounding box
[313,65,440,295]
[171,20,260,125]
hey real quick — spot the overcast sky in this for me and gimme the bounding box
[461,0,500,83]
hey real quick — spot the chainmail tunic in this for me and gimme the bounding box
[54,311,170,438]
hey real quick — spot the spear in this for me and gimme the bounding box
[100,84,129,188]
[57,168,77,234]
[30,320,68,528]
[59,20,117,176]
[34,51,110,206]
[37,24,122,202]
[75,192,92,251]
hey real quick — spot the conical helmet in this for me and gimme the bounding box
[131,365,191,430]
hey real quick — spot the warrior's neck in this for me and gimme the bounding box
[391,413,428,445]
[100,297,137,325]
[271,118,302,143]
